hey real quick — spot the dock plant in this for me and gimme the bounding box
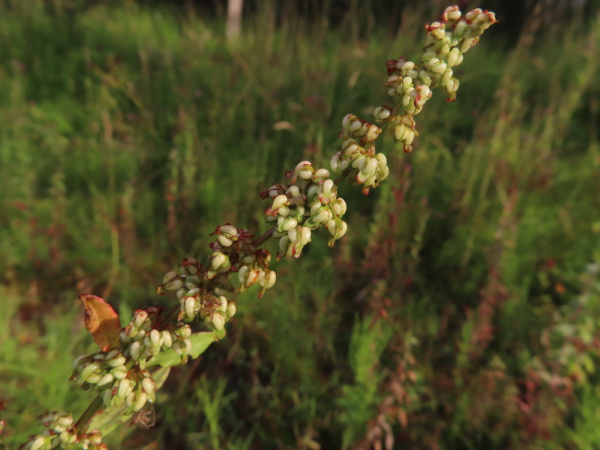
[19,6,497,449]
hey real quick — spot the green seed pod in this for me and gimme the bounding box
[162,330,173,348]
[29,436,48,450]
[264,271,277,289]
[217,235,233,247]
[126,390,136,407]
[212,312,226,332]
[150,329,162,348]
[133,392,148,412]
[227,301,237,319]
[130,341,142,361]
[80,362,100,380]
[164,279,184,291]
[117,379,133,399]
[162,271,178,284]
[85,373,102,385]
[98,373,115,387]
[107,355,126,368]
[142,376,156,395]
[111,366,128,380]
[219,224,237,236]
[102,387,113,405]
[184,296,197,319]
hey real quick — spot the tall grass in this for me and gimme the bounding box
[0,1,599,448]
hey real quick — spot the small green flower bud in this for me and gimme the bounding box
[298,227,311,246]
[130,341,142,361]
[244,269,260,287]
[277,206,291,217]
[162,271,178,284]
[184,296,197,319]
[164,279,183,291]
[264,270,277,289]
[103,387,113,405]
[351,156,366,170]
[287,226,298,243]
[332,199,347,217]
[431,61,447,74]
[186,287,200,296]
[212,312,226,332]
[117,379,133,399]
[56,414,74,429]
[272,194,288,210]
[126,390,136,407]
[150,329,162,348]
[227,301,237,319]
[133,310,149,328]
[142,376,156,395]
[85,373,102,384]
[219,224,237,236]
[238,265,249,284]
[184,338,192,356]
[177,323,192,338]
[107,354,126,367]
[313,168,330,181]
[455,19,468,36]
[60,430,76,444]
[322,179,334,197]
[111,366,128,380]
[431,27,445,40]
[133,392,148,412]
[373,106,392,121]
[217,296,228,313]
[280,217,298,232]
[314,208,333,224]
[217,235,233,247]
[80,362,100,380]
[210,252,228,271]
[362,158,378,176]
[162,330,173,348]
[330,154,340,172]
[98,373,115,387]
[29,436,48,450]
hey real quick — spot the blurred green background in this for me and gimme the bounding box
[1,0,600,448]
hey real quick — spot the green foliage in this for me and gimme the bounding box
[338,316,394,448]
[1,1,599,449]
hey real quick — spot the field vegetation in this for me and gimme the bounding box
[1,0,599,448]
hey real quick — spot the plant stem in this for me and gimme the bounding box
[252,226,276,247]
[75,393,103,434]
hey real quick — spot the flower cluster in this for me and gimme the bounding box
[121,308,192,367]
[377,6,498,153]
[261,160,348,256]
[330,114,390,195]
[158,225,276,334]
[70,317,166,415]
[19,411,105,450]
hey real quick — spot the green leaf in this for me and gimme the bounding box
[147,331,217,368]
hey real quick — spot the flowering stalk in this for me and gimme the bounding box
[19,6,496,448]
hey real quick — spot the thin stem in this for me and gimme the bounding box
[252,226,276,247]
[75,393,103,434]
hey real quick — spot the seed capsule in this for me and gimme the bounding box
[142,376,156,395]
[212,312,226,332]
[107,355,126,368]
[163,279,183,291]
[98,373,115,387]
[117,379,133,398]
